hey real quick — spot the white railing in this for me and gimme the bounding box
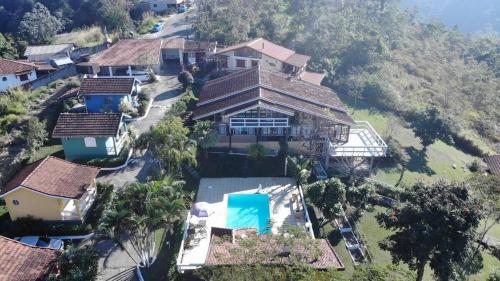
[79,188,97,216]
[297,184,315,239]
[230,118,289,128]
[329,121,387,157]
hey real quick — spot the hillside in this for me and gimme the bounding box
[401,0,500,34]
[196,0,500,153]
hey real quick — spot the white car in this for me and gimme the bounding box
[15,236,64,250]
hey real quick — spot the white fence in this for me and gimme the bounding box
[230,117,289,128]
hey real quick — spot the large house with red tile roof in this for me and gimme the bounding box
[78,38,216,81]
[0,59,38,92]
[215,38,326,85]
[52,113,128,160]
[0,156,99,222]
[0,235,60,281]
[194,66,387,169]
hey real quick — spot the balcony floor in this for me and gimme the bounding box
[330,128,386,157]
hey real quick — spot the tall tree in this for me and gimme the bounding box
[0,33,17,59]
[18,3,62,44]
[286,155,311,186]
[99,177,187,268]
[22,117,48,156]
[99,0,132,32]
[377,181,482,281]
[305,178,346,234]
[48,246,98,281]
[467,174,500,244]
[190,120,218,156]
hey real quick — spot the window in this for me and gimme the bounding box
[251,60,259,67]
[2,77,6,81]
[236,59,246,68]
[12,199,20,206]
[19,74,29,81]
[153,4,157,7]
[84,137,97,148]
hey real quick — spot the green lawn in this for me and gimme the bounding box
[28,144,63,164]
[341,205,499,281]
[349,107,479,186]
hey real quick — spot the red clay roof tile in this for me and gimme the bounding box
[1,156,99,199]
[79,78,135,95]
[0,236,59,281]
[0,59,37,75]
[52,113,123,138]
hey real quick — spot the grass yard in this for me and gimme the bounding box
[328,205,500,281]
[349,107,479,186]
[53,26,110,47]
[28,144,63,164]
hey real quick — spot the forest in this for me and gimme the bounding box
[0,0,143,57]
[196,0,500,154]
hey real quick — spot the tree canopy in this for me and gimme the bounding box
[18,3,62,44]
[377,181,482,281]
[99,177,188,268]
[195,0,500,148]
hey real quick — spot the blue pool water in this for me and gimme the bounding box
[226,194,270,234]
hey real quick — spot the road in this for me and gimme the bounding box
[142,7,196,40]
[96,11,191,279]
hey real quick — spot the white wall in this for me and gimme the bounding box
[146,0,183,12]
[0,70,37,92]
[224,52,283,72]
[26,50,72,63]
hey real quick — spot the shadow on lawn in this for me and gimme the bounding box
[404,147,435,176]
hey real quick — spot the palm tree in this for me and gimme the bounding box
[287,155,312,186]
[135,117,197,177]
[99,177,187,268]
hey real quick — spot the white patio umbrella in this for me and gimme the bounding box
[191,202,212,217]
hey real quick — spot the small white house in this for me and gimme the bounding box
[0,59,38,92]
[141,0,184,12]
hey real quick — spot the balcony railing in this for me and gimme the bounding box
[230,118,289,128]
[329,121,387,157]
[61,188,97,221]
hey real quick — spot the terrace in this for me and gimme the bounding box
[329,121,387,158]
[176,178,314,272]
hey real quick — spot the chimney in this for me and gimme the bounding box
[262,41,265,50]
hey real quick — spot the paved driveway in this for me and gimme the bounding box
[142,7,195,39]
[96,71,183,281]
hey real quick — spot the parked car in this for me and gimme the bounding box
[178,5,188,13]
[15,236,64,250]
[151,22,164,33]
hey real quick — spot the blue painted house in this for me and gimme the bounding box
[79,77,140,113]
[52,113,128,160]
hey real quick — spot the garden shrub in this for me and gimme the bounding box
[85,182,114,229]
[48,245,98,281]
[248,143,267,160]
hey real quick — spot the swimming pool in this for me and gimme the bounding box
[226,194,270,234]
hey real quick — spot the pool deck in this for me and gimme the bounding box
[177,177,309,271]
